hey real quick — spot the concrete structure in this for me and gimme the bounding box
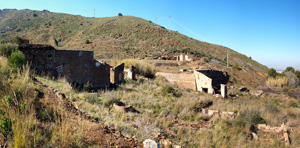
[221,84,227,98]
[156,72,196,90]
[176,53,193,61]
[19,44,110,88]
[124,65,136,80]
[110,63,124,84]
[194,70,228,98]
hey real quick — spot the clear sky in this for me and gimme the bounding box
[1,0,300,70]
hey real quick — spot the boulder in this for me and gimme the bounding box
[143,139,160,148]
[250,90,263,97]
[113,102,139,113]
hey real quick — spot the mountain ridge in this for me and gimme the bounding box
[0,9,268,72]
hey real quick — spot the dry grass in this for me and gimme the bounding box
[0,62,86,147]
[33,67,300,147]
[266,76,288,87]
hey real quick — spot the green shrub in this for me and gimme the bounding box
[0,117,12,137]
[268,68,278,78]
[103,97,120,108]
[264,101,280,114]
[5,95,13,107]
[0,44,17,58]
[286,100,298,108]
[237,108,266,127]
[87,95,101,105]
[8,50,25,70]
[161,85,182,97]
[285,66,295,73]
[232,62,241,70]
[85,39,90,44]
[83,81,93,92]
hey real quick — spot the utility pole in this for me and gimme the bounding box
[168,16,171,30]
[227,48,229,67]
[155,16,157,24]
[93,9,95,17]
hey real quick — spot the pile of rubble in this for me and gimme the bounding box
[251,123,291,146]
[201,109,237,119]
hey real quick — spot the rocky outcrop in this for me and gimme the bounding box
[250,90,263,97]
[143,139,160,148]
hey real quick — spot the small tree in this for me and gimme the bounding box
[85,39,90,44]
[285,66,295,73]
[268,68,278,78]
[118,13,123,16]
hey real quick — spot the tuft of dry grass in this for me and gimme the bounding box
[266,76,288,87]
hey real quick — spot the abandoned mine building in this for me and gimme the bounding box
[194,70,229,98]
[19,44,112,88]
[176,53,193,61]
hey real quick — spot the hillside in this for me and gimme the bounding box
[0,9,268,72]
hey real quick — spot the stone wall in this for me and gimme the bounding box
[110,63,124,84]
[19,44,110,88]
[124,65,136,80]
[156,72,196,90]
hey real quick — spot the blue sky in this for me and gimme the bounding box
[1,0,300,70]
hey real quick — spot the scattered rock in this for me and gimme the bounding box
[250,90,263,97]
[143,139,160,148]
[113,102,139,113]
[160,139,172,148]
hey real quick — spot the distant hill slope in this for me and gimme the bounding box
[0,9,268,72]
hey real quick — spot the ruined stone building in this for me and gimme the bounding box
[110,63,124,84]
[194,70,229,97]
[176,53,193,61]
[19,44,111,88]
[124,65,136,80]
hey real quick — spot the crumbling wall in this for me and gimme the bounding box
[19,44,56,74]
[19,44,110,88]
[110,63,124,84]
[156,72,196,90]
[124,65,136,80]
[194,71,214,94]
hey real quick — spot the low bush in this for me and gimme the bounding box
[87,95,101,105]
[83,81,93,92]
[0,117,12,137]
[161,84,182,97]
[8,50,25,70]
[0,44,17,58]
[237,108,266,127]
[103,97,120,108]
